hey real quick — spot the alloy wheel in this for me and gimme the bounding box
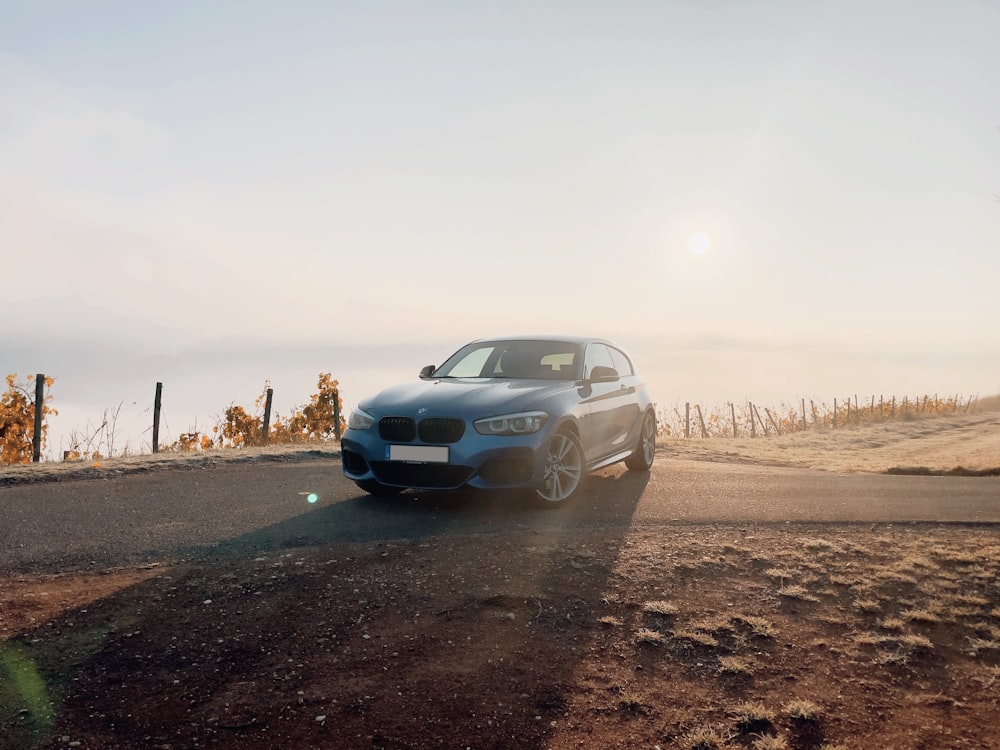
[537,432,583,504]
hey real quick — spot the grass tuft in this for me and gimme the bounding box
[682,725,729,750]
[764,568,797,581]
[967,637,1000,657]
[777,584,819,602]
[717,655,755,677]
[635,627,667,646]
[673,629,720,648]
[642,600,679,617]
[731,614,776,638]
[878,617,905,631]
[901,608,941,624]
[751,734,789,749]
[731,701,773,732]
[784,699,822,721]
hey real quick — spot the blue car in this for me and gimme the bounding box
[341,336,657,505]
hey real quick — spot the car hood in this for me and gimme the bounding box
[360,378,576,418]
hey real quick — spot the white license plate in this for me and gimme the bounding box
[386,445,449,463]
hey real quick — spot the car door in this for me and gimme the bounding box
[607,345,643,447]
[579,343,637,462]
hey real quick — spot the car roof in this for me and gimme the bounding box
[469,335,619,348]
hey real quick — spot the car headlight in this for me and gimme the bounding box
[474,411,549,436]
[347,407,375,430]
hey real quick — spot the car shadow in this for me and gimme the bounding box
[195,468,650,562]
[4,468,651,750]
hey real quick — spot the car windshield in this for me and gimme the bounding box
[434,340,580,380]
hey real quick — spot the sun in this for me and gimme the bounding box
[687,231,711,256]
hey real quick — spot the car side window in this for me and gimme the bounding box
[584,344,616,379]
[609,347,634,377]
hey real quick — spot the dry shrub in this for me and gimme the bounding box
[1,374,56,464]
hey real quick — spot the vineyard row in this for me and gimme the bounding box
[659,394,982,439]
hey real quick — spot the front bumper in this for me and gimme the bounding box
[341,428,552,491]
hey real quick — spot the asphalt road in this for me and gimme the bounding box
[2,455,999,573]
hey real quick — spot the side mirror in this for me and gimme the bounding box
[419,365,437,379]
[588,365,619,383]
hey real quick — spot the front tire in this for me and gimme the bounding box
[535,430,585,506]
[355,479,404,497]
[625,410,656,471]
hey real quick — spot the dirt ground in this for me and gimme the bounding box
[2,410,1000,749]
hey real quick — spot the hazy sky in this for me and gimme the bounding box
[2,1,998,453]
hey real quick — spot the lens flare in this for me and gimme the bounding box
[307,493,319,504]
[0,646,54,733]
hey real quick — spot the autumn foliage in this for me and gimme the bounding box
[0,374,56,464]
[1,372,345,463]
[211,372,345,450]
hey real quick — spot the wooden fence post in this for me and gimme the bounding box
[731,402,737,438]
[31,373,44,462]
[764,407,781,435]
[262,387,274,445]
[334,390,342,441]
[152,382,163,453]
[749,402,756,438]
[801,399,806,430]
[752,403,768,436]
[695,404,708,438]
[685,402,690,438]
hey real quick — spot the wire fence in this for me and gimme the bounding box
[3,373,344,464]
[657,394,984,439]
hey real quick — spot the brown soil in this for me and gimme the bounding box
[3,519,1000,749]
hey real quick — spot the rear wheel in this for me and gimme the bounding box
[355,479,404,497]
[625,410,656,471]
[535,430,585,506]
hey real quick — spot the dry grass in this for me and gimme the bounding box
[634,627,668,646]
[641,600,679,617]
[784,699,822,721]
[730,701,774,732]
[660,405,1000,474]
[682,725,730,749]
[776,584,819,602]
[580,521,1000,747]
[731,615,776,638]
[717,655,755,676]
[673,629,720,649]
